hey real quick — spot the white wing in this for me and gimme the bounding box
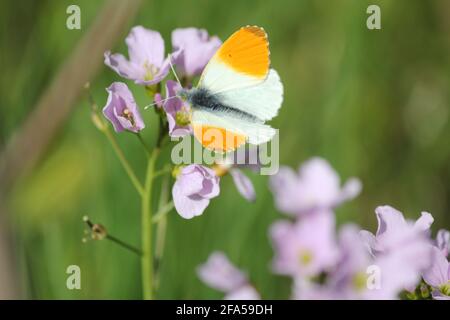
[214,69,283,121]
[192,110,276,145]
[199,60,266,93]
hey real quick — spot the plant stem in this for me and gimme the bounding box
[83,216,142,256]
[152,201,174,224]
[135,132,151,155]
[106,235,142,256]
[154,175,170,293]
[104,127,144,196]
[141,147,160,300]
[86,88,144,197]
[153,167,172,180]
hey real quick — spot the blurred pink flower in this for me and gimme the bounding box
[214,150,259,202]
[172,164,220,219]
[360,206,434,295]
[104,26,180,86]
[172,28,221,77]
[229,169,256,202]
[360,206,433,256]
[294,222,435,300]
[269,157,361,216]
[436,229,449,257]
[197,251,260,300]
[422,246,450,300]
[270,212,338,277]
[102,82,144,133]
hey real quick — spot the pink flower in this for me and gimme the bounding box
[102,82,144,133]
[422,246,450,300]
[172,28,221,77]
[294,222,434,300]
[436,229,449,257]
[360,206,433,256]
[270,212,338,277]
[214,150,259,202]
[172,164,220,219]
[157,80,192,137]
[269,157,361,216]
[360,206,434,295]
[197,251,260,300]
[104,26,180,86]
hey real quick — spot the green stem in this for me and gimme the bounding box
[135,132,151,155]
[153,166,172,180]
[141,147,160,300]
[154,176,170,293]
[106,234,142,256]
[104,127,144,196]
[152,201,174,224]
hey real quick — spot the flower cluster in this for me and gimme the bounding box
[101,26,258,219]
[198,157,450,300]
[97,25,449,300]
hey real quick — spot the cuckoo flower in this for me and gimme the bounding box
[158,80,192,137]
[293,225,372,300]
[330,224,422,300]
[102,82,144,133]
[104,26,179,86]
[360,206,433,293]
[292,225,372,300]
[422,246,450,300]
[294,223,432,300]
[269,158,361,216]
[172,164,220,219]
[360,206,433,256]
[197,251,260,300]
[329,225,374,298]
[436,229,450,257]
[172,28,221,77]
[270,211,338,277]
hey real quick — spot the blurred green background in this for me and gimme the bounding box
[0,0,449,299]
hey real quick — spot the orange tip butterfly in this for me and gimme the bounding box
[179,26,283,152]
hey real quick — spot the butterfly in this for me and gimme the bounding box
[179,26,283,152]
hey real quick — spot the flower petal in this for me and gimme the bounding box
[269,166,300,215]
[177,167,205,196]
[197,251,248,292]
[230,168,256,202]
[337,177,362,204]
[104,51,144,80]
[374,205,406,237]
[172,183,210,219]
[224,285,260,300]
[172,28,221,76]
[436,229,450,257]
[413,211,434,233]
[126,26,165,67]
[423,246,449,288]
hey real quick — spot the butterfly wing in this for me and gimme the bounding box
[198,26,270,93]
[192,110,276,153]
[214,69,283,121]
[192,25,280,152]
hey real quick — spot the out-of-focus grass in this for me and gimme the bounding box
[1,0,449,299]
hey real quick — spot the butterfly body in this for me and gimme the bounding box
[181,87,261,122]
[184,26,283,152]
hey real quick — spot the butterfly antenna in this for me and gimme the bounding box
[168,53,182,86]
[144,95,179,110]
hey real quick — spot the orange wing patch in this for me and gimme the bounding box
[193,124,247,152]
[216,26,270,78]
